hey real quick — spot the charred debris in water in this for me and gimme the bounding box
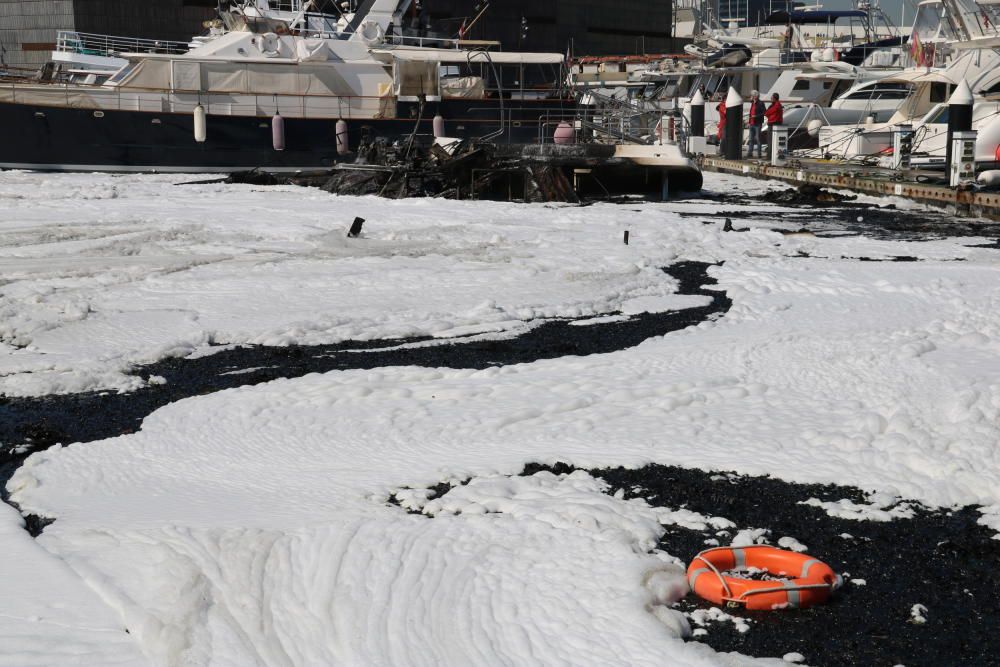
[187,137,699,202]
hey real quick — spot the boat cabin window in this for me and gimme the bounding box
[691,73,728,98]
[106,64,136,85]
[981,5,1000,31]
[845,83,912,100]
[303,13,341,37]
[792,79,812,92]
[655,76,684,99]
[437,60,563,99]
[929,82,951,103]
[912,2,945,41]
[265,0,304,11]
[981,79,1000,96]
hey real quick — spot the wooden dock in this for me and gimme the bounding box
[700,156,1000,220]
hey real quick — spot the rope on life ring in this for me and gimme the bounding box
[687,545,841,610]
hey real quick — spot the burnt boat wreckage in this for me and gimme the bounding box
[2,0,702,200]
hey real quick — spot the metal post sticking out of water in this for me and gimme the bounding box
[946,80,973,172]
[624,230,630,245]
[724,87,743,161]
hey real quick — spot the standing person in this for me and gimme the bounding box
[716,95,727,147]
[764,93,783,153]
[747,90,765,158]
[765,92,783,125]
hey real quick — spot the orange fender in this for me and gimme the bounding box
[687,545,840,610]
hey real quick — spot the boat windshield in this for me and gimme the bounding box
[105,63,135,85]
[912,2,945,41]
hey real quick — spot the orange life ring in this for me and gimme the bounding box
[687,545,840,610]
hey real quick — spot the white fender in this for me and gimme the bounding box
[272,113,285,151]
[193,104,207,143]
[336,119,349,155]
[977,170,1000,187]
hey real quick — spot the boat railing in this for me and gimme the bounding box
[56,30,190,58]
[0,80,388,119]
[296,12,476,49]
[537,108,655,145]
[387,34,463,48]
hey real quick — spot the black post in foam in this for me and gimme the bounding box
[724,87,744,160]
[690,89,705,138]
[347,217,365,238]
[946,80,973,171]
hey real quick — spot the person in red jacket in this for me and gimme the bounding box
[763,93,783,155]
[716,96,726,148]
[765,93,783,125]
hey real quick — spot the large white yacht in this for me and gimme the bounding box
[806,0,1000,165]
[0,0,574,172]
[677,4,905,141]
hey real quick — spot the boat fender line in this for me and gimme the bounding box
[193,104,207,143]
[686,545,840,610]
[272,113,285,151]
[336,119,349,155]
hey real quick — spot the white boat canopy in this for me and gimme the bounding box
[878,70,957,84]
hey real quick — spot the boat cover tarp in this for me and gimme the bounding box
[393,58,439,96]
[440,75,486,98]
[111,56,359,96]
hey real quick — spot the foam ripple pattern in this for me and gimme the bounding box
[4,170,1000,666]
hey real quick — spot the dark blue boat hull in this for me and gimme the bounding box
[0,97,575,172]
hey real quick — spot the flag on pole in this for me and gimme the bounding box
[910,30,923,66]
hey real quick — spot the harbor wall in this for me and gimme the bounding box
[0,0,215,71]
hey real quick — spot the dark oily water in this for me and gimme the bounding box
[524,462,1000,667]
[0,262,731,484]
[693,183,1000,242]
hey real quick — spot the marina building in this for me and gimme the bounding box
[0,0,216,70]
[0,0,682,72]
